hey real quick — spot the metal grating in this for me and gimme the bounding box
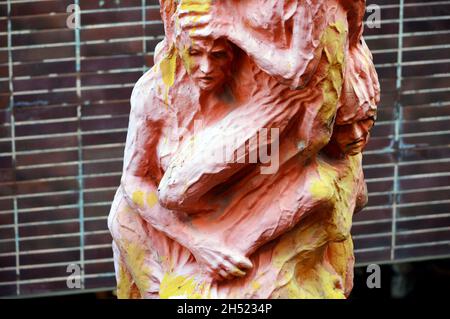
[0,0,449,297]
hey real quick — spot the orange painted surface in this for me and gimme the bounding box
[108,0,380,298]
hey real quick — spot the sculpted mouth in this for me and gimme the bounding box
[348,138,365,147]
[346,139,365,152]
[198,76,214,82]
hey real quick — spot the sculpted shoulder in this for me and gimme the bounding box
[129,65,169,122]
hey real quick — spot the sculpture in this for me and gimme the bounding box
[108,0,380,298]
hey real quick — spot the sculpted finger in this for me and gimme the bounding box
[179,0,212,6]
[204,267,222,281]
[220,260,246,277]
[178,14,212,28]
[218,269,233,280]
[228,255,253,270]
[177,4,211,17]
[204,262,224,280]
[188,27,214,39]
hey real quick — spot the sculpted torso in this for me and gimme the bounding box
[108,0,379,299]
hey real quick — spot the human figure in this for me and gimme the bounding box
[108,0,379,298]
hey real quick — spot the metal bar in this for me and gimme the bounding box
[6,0,20,297]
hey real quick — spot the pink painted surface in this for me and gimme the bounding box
[108,0,380,298]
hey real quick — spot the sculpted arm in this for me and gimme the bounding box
[157,124,264,212]
[119,91,197,249]
[120,82,252,279]
[224,1,326,89]
[214,157,334,257]
[177,0,327,89]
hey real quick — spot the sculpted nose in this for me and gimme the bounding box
[353,123,364,139]
[199,56,213,74]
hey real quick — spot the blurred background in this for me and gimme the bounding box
[0,0,449,299]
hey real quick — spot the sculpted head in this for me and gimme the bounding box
[326,36,379,158]
[187,37,234,91]
[330,106,376,156]
[178,36,234,92]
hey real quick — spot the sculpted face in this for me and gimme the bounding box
[186,38,234,92]
[332,111,376,156]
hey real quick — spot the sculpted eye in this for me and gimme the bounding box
[360,118,375,129]
[212,51,228,59]
[189,49,201,56]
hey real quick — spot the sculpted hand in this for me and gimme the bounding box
[175,0,234,40]
[190,235,253,281]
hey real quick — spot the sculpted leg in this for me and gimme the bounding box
[109,191,163,298]
[112,241,142,299]
[325,238,355,297]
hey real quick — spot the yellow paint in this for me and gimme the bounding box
[176,0,208,74]
[309,154,361,242]
[271,152,361,298]
[180,0,211,13]
[160,47,177,88]
[316,20,347,145]
[309,159,337,201]
[327,238,354,294]
[159,273,203,299]
[327,154,361,240]
[122,240,152,296]
[271,214,327,272]
[288,263,345,299]
[189,14,203,38]
[132,190,145,208]
[321,79,339,129]
[251,280,261,291]
[146,191,158,208]
[180,45,193,74]
[271,231,346,299]
[159,45,177,105]
[116,262,136,299]
[322,20,347,67]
